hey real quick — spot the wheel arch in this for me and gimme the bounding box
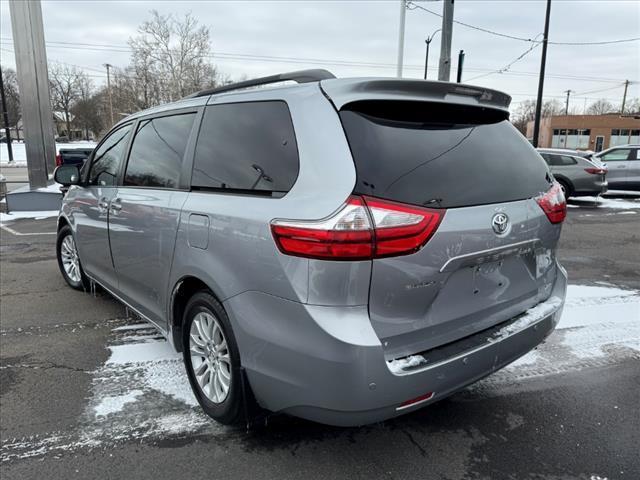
[169,275,225,352]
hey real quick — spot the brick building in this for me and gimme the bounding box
[526,114,640,152]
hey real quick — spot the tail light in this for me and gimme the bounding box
[271,195,445,260]
[55,154,63,166]
[584,167,607,175]
[535,183,566,224]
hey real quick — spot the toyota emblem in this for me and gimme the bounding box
[492,213,509,235]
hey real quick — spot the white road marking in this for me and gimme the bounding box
[0,224,56,236]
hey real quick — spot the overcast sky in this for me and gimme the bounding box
[1,0,638,111]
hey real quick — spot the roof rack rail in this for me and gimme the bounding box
[186,69,336,98]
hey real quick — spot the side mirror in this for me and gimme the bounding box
[54,165,81,186]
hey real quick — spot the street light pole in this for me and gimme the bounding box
[104,63,114,126]
[438,0,455,81]
[396,0,407,78]
[424,29,441,80]
[532,0,552,148]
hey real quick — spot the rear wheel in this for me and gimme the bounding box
[182,292,243,425]
[56,225,89,290]
[557,179,573,199]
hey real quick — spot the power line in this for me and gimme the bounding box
[465,37,542,82]
[0,38,631,85]
[406,1,640,46]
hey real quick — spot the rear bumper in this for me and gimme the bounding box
[225,261,567,426]
[574,179,608,196]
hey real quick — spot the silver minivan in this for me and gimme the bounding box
[54,70,568,426]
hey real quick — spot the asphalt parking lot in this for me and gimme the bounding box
[1,195,639,480]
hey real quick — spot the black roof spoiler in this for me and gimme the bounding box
[186,69,336,98]
[320,78,512,111]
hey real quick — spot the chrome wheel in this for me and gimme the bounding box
[60,234,81,283]
[189,311,231,403]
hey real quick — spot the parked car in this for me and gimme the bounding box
[53,70,568,427]
[591,144,640,191]
[56,147,94,168]
[537,149,608,198]
[537,147,594,159]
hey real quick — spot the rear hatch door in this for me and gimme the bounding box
[336,97,561,358]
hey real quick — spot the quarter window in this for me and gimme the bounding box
[192,101,299,194]
[600,149,631,161]
[88,124,133,186]
[124,113,196,188]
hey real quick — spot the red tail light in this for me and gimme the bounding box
[584,167,607,175]
[535,183,567,224]
[271,196,445,260]
[55,154,63,167]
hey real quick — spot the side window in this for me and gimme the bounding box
[540,153,551,165]
[547,154,564,166]
[192,101,299,194]
[560,155,578,166]
[124,113,196,188]
[88,124,133,186]
[630,149,639,160]
[600,149,631,161]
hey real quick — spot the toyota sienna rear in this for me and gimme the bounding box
[55,70,568,426]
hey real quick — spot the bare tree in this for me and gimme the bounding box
[129,10,219,102]
[71,74,102,140]
[585,98,616,115]
[623,97,640,115]
[511,99,564,135]
[0,66,21,130]
[49,63,83,138]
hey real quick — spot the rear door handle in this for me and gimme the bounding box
[98,198,109,212]
[110,198,122,212]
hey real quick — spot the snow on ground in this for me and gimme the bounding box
[2,283,638,462]
[568,196,640,210]
[0,210,59,223]
[1,142,96,166]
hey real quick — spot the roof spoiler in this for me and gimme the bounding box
[320,78,512,111]
[185,69,336,98]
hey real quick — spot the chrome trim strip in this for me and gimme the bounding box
[387,295,562,377]
[439,239,540,273]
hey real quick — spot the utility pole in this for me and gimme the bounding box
[396,0,407,78]
[0,66,14,164]
[9,0,56,188]
[456,50,465,83]
[424,30,441,80]
[438,0,455,81]
[621,80,629,113]
[104,63,114,126]
[532,0,552,148]
[564,89,572,115]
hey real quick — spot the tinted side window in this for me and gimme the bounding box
[559,155,578,166]
[192,101,299,193]
[88,124,133,186]
[124,113,196,188]
[600,149,631,161]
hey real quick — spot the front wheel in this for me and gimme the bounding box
[56,225,89,290]
[182,292,244,425]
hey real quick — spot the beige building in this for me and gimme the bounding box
[526,114,640,152]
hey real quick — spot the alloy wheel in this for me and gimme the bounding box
[189,311,232,403]
[60,234,81,283]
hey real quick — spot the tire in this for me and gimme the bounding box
[557,179,573,199]
[182,291,244,425]
[56,225,89,290]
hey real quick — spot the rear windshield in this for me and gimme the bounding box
[339,101,552,209]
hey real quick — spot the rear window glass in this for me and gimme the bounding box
[339,101,552,209]
[192,101,299,194]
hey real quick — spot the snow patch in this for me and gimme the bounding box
[489,297,563,342]
[387,354,428,374]
[0,210,59,222]
[569,196,640,210]
[94,390,144,417]
[106,340,180,365]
